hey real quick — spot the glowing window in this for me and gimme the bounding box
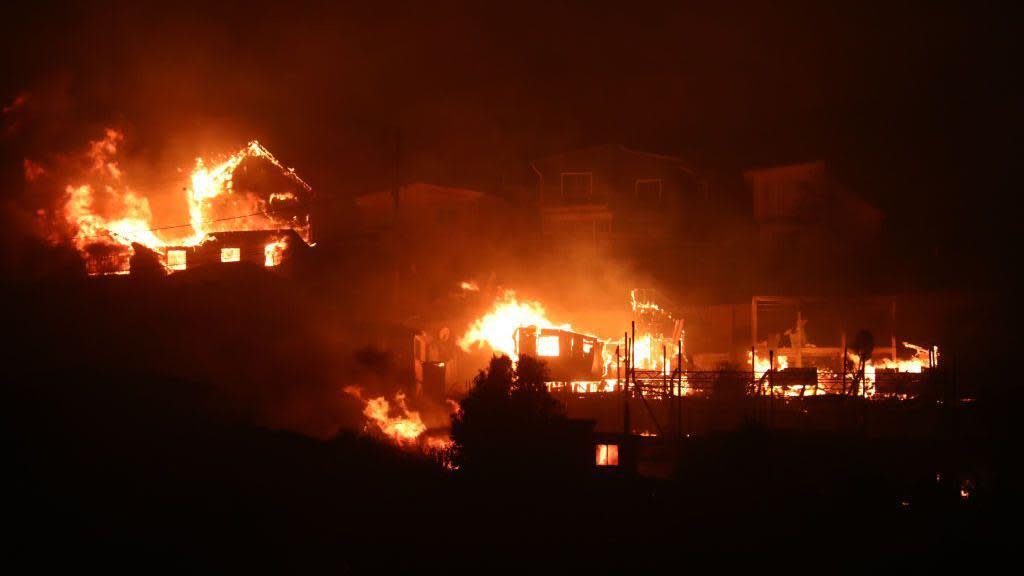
[264,241,285,267]
[166,249,187,271]
[220,247,240,263]
[582,341,593,354]
[537,335,560,357]
[596,444,619,467]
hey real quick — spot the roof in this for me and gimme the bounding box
[743,161,826,183]
[744,161,883,224]
[354,182,485,209]
[530,144,696,175]
[165,228,309,249]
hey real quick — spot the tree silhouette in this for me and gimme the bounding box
[450,355,582,478]
[847,329,875,395]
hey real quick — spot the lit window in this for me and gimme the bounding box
[264,240,285,267]
[166,249,187,271]
[582,341,593,354]
[596,444,619,466]
[537,335,560,357]
[220,247,240,262]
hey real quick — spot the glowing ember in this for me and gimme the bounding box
[748,350,788,376]
[853,342,937,397]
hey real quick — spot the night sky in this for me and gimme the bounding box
[1,1,1015,283]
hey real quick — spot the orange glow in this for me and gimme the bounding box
[220,247,240,262]
[166,249,187,271]
[596,444,619,466]
[537,335,560,356]
[186,140,312,246]
[55,129,311,274]
[344,386,427,447]
[854,342,937,397]
[264,237,287,267]
[747,350,788,376]
[457,290,571,361]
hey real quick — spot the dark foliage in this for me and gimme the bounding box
[450,355,581,478]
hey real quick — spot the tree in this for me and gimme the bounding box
[847,329,874,395]
[450,355,580,478]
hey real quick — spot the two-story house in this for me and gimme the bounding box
[744,161,883,293]
[530,145,702,269]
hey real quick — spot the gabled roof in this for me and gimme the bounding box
[354,182,485,209]
[530,144,696,175]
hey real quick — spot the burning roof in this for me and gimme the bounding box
[37,129,313,275]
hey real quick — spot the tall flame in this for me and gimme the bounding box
[457,290,571,361]
[52,130,311,274]
[344,386,427,446]
[186,140,312,245]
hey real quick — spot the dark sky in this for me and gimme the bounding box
[1,0,1016,273]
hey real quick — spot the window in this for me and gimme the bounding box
[596,444,619,466]
[635,179,663,207]
[560,172,592,203]
[220,247,240,262]
[537,335,560,357]
[166,249,187,271]
[264,241,285,267]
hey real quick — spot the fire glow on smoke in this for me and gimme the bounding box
[47,129,311,274]
[457,289,571,361]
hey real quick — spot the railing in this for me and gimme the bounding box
[546,369,931,400]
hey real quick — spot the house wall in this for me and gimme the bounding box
[745,162,882,293]
[533,147,700,257]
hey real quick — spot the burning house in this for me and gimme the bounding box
[49,131,314,276]
[516,325,605,382]
[160,229,308,272]
[451,284,945,467]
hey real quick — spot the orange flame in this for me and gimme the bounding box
[264,237,288,267]
[186,140,312,246]
[344,386,427,447]
[54,129,311,274]
[457,290,571,361]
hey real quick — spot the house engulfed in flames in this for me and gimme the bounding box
[51,129,313,276]
[160,229,308,272]
[453,287,946,475]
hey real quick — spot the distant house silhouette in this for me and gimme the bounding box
[744,161,882,292]
[530,145,702,261]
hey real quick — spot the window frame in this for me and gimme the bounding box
[595,443,620,467]
[166,249,187,271]
[560,171,593,203]
[634,178,664,206]
[220,247,241,263]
